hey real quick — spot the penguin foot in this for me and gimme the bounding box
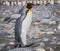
[14,41,22,48]
[19,44,21,47]
[14,44,21,48]
[14,44,19,48]
[22,43,34,47]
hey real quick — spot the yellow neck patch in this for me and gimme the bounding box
[28,9,32,14]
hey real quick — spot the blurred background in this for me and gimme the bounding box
[0,0,60,51]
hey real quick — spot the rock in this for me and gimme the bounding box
[9,42,15,45]
[33,22,40,25]
[35,30,45,35]
[53,28,57,31]
[5,10,10,13]
[0,18,5,22]
[11,14,21,18]
[52,37,57,40]
[9,48,32,51]
[36,48,45,51]
[0,43,6,50]
[46,31,54,35]
[34,47,46,51]
[45,28,53,32]
[50,21,56,24]
[42,37,49,41]
[3,26,9,30]
[46,47,54,51]
[39,42,45,46]
[57,42,60,45]
[34,20,40,22]
[58,24,60,30]
[50,41,57,44]
[40,19,51,24]
[2,12,6,15]
[33,19,40,25]
[41,12,49,18]
[0,30,7,34]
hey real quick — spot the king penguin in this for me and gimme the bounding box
[15,3,35,47]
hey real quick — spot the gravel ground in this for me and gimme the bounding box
[0,4,60,51]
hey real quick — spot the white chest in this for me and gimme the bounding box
[22,11,32,31]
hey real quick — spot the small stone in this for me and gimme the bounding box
[7,35,14,38]
[50,21,56,24]
[46,31,54,35]
[36,30,45,35]
[0,18,5,22]
[0,43,6,50]
[3,26,9,30]
[42,37,49,41]
[33,22,40,25]
[2,12,6,15]
[9,42,15,45]
[9,48,32,51]
[46,47,54,51]
[54,13,56,15]
[36,48,46,51]
[57,42,60,45]
[39,42,45,46]
[5,10,10,12]
[11,14,21,18]
[53,28,57,31]
[34,20,40,22]
[52,37,57,40]
[58,24,60,30]
[50,41,57,44]
[33,19,40,25]
[40,19,50,24]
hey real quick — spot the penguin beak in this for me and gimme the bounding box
[32,3,40,6]
[31,4,35,8]
[31,4,40,7]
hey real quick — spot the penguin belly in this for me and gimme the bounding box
[22,11,32,32]
[21,10,32,45]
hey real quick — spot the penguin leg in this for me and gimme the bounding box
[21,30,27,46]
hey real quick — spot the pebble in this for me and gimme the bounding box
[52,37,57,40]
[50,41,57,44]
[39,42,45,46]
[33,22,40,25]
[50,21,56,24]
[57,42,60,45]
[42,37,49,41]
[58,24,60,30]
[0,43,6,50]
[9,42,15,45]
[9,48,32,51]
[46,31,54,35]
[40,19,50,24]
[36,30,45,35]
[11,14,21,18]
[35,48,46,51]
[46,47,54,51]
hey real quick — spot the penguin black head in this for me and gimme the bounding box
[26,3,35,9]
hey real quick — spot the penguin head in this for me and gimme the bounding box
[26,3,35,9]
